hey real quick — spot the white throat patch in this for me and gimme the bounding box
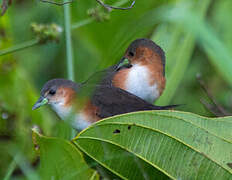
[51,101,71,119]
[125,64,160,103]
[51,103,91,131]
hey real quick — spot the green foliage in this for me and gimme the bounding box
[153,0,211,105]
[32,128,98,180]
[31,111,232,179]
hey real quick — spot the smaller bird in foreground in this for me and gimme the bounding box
[102,38,166,104]
[32,79,177,131]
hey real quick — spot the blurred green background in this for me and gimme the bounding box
[1,0,232,179]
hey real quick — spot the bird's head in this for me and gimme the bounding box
[117,38,165,75]
[32,79,78,118]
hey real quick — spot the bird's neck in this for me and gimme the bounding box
[50,100,99,131]
[51,102,72,120]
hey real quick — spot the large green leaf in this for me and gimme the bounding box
[154,111,232,142]
[32,129,98,180]
[73,110,232,179]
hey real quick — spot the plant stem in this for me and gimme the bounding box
[3,160,16,180]
[0,39,39,57]
[71,18,94,30]
[63,1,74,81]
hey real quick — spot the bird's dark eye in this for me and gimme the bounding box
[49,89,56,95]
[129,51,134,57]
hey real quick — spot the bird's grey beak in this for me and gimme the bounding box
[116,57,130,70]
[32,97,48,110]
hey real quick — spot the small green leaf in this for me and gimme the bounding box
[32,129,98,180]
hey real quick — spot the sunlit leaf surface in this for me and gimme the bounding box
[73,110,232,179]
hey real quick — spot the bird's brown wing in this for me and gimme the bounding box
[91,85,177,119]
